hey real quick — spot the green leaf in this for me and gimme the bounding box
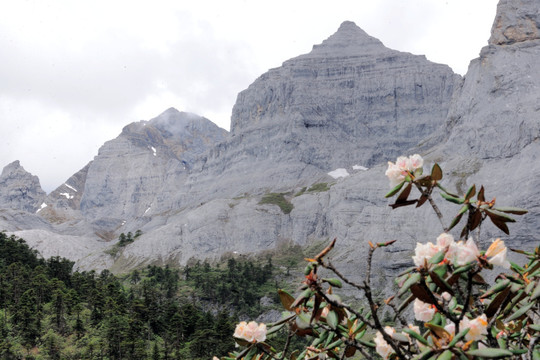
[480,279,511,299]
[440,191,465,204]
[402,328,429,346]
[506,302,534,321]
[448,328,470,348]
[465,184,476,201]
[492,207,528,215]
[431,163,443,181]
[485,209,517,223]
[429,270,453,294]
[428,250,446,265]
[436,183,458,197]
[326,310,338,329]
[412,348,435,360]
[448,212,464,231]
[466,348,514,358]
[529,323,540,332]
[266,323,285,336]
[437,350,453,360]
[530,281,540,301]
[398,273,421,297]
[322,278,343,288]
[391,332,410,344]
[291,288,313,308]
[451,263,475,275]
[385,181,406,198]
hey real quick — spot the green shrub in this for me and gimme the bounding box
[258,193,293,214]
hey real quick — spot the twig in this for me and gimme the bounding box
[318,290,374,329]
[528,336,539,360]
[415,184,447,232]
[364,245,410,360]
[319,259,366,292]
[277,328,295,360]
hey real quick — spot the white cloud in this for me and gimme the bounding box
[0,0,498,192]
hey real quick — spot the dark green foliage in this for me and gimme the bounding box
[0,231,276,359]
[259,192,294,214]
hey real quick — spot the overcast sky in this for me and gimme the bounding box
[0,0,498,192]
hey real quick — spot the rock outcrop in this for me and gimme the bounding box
[185,21,460,202]
[2,0,539,276]
[0,161,46,213]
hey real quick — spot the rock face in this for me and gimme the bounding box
[0,161,46,213]
[489,0,540,45]
[2,0,539,276]
[186,21,460,201]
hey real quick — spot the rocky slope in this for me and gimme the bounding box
[1,0,538,276]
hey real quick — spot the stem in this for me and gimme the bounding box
[319,260,365,292]
[364,245,409,360]
[528,336,539,360]
[277,329,295,360]
[415,184,447,232]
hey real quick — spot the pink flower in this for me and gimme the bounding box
[408,154,423,171]
[412,242,439,267]
[234,321,267,343]
[374,326,395,359]
[385,154,424,187]
[413,299,436,322]
[447,238,480,266]
[460,315,487,341]
[441,292,452,302]
[485,239,511,268]
[436,233,455,249]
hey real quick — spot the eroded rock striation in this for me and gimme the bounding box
[2,0,539,275]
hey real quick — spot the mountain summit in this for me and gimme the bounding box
[1,1,538,274]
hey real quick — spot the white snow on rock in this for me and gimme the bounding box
[36,202,47,213]
[328,168,349,179]
[64,183,78,192]
[151,146,157,156]
[353,165,368,171]
[59,192,74,199]
[144,207,151,215]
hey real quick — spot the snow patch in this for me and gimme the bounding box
[36,202,47,213]
[121,220,126,226]
[353,165,368,171]
[59,192,74,199]
[64,183,77,192]
[144,207,151,215]
[150,146,157,156]
[328,168,349,179]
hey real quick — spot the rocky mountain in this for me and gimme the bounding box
[1,0,538,276]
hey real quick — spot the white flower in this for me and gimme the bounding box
[413,299,436,322]
[460,315,487,341]
[485,239,511,268]
[413,242,439,267]
[234,321,267,343]
[447,238,480,266]
[408,154,424,171]
[385,162,406,187]
[444,321,455,337]
[374,326,395,359]
[385,154,424,187]
[436,233,455,249]
[441,292,452,302]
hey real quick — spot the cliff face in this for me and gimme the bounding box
[3,0,539,274]
[0,161,46,213]
[184,21,460,202]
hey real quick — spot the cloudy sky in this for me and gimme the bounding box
[0,0,498,192]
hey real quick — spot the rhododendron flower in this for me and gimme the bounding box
[412,242,439,267]
[374,326,395,359]
[385,154,423,186]
[441,292,452,302]
[444,321,455,337]
[485,238,511,268]
[460,314,488,341]
[233,321,267,343]
[436,233,455,249]
[413,299,436,322]
[447,238,480,266]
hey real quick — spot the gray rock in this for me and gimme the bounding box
[489,0,540,45]
[0,161,47,214]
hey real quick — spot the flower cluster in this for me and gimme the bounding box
[385,154,423,186]
[233,321,267,343]
[413,233,510,269]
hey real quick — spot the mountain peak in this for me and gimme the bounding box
[305,21,386,58]
[489,0,540,45]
